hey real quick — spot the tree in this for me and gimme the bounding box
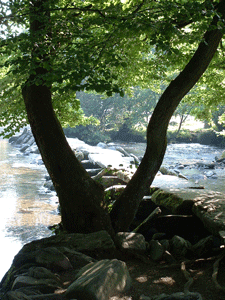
[1,0,225,237]
[77,88,159,133]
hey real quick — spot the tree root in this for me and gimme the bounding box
[180,250,225,294]
[181,261,194,294]
[212,250,225,291]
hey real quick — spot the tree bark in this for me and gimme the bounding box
[22,0,115,238]
[110,0,225,232]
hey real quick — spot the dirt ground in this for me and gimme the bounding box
[109,253,225,300]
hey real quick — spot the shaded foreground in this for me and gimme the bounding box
[1,229,225,300]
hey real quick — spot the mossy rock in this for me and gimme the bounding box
[151,189,183,213]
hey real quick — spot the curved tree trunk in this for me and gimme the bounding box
[22,83,115,237]
[22,0,115,238]
[110,1,225,232]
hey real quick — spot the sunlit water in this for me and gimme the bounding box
[0,139,224,281]
[0,139,60,281]
[120,142,225,193]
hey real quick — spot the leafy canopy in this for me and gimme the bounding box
[0,0,224,136]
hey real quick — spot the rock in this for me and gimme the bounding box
[115,169,135,183]
[215,150,225,162]
[97,142,108,149]
[160,239,170,251]
[170,235,192,258]
[151,189,183,213]
[9,128,29,146]
[81,159,97,169]
[204,170,217,178]
[115,146,131,157]
[65,259,132,300]
[152,233,166,241]
[176,200,195,215]
[35,247,73,271]
[192,192,225,235]
[12,275,61,293]
[20,144,31,152]
[116,232,146,253]
[177,164,185,169]
[101,176,126,188]
[197,162,216,169]
[37,159,44,165]
[2,290,32,299]
[74,150,84,162]
[17,230,116,259]
[192,236,214,257]
[130,153,141,165]
[159,167,179,176]
[57,247,96,270]
[148,240,165,261]
[0,231,117,298]
[88,151,134,169]
[43,181,55,191]
[27,267,61,282]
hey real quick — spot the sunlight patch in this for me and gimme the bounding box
[153,276,175,285]
[136,275,148,283]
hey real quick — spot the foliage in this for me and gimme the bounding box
[63,124,111,145]
[1,0,225,138]
[77,88,159,132]
[167,128,197,143]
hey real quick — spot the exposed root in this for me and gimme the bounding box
[181,261,194,294]
[212,250,225,291]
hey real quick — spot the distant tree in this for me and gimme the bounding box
[77,88,159,133]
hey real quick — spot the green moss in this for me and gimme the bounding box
[151,189,183,213]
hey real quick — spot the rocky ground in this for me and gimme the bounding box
[110,254,225,300]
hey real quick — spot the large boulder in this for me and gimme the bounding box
[65,259,132,300]
[14,230,116,260]
[192,191,225,235]
[0,231,122,299]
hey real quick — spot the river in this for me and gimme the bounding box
[0,139,60,280]
[0,138,224,281]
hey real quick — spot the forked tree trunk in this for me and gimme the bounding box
[22,0,225,238]
[22,0,115,238]
[22,83,115,238]
[110,0,225,232]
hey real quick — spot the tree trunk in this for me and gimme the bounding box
[110,0,225,232]
[22,0,115,238]
[22,84,115,237]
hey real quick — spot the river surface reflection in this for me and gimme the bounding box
[0,139,224,281]
[0,139,60,280]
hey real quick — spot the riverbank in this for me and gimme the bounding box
[1,130,225,299]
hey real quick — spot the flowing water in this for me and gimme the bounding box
[121,142,225,193]
[0,139,60,280]
[0,138,224,281]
